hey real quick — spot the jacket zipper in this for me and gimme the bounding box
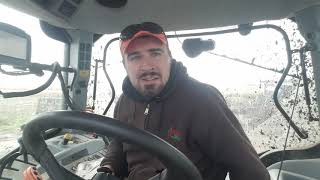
[144,104,151,129]
[144,104,150,115]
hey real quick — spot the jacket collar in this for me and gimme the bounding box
[122,59,188,103]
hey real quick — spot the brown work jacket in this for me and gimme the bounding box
[101,60,270,180]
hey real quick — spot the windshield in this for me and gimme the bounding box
[89,20,319,154]
[0,5,65,158]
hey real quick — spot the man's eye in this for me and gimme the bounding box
[128,55,140,61]
[151,52,161,57]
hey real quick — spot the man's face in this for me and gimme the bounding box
[123,36,171,98]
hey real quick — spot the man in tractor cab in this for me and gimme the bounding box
[98,22,270,180]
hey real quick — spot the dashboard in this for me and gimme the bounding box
[1,132,108,180]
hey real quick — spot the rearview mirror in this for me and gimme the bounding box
[0,22,31,67]
[182,38,215,58]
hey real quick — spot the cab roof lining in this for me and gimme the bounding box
[0,0,319,34]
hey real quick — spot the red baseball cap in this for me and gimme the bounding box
[120,31,167,55]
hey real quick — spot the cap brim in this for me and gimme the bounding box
[120,31,167,55]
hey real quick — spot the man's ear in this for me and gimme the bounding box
[167,46,173,58]
[122,58,126,67]
[122,58,129,73]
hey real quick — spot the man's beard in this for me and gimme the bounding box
[137,71,163,98]
[141,84,163,98]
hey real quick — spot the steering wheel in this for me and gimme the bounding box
[22,111,202,180]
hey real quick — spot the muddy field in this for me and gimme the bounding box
[0,91,63,158]
[0,132,20,158]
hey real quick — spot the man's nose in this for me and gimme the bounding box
[140,56,155,71]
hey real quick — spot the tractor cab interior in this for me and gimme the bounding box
[0,0,320,180]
